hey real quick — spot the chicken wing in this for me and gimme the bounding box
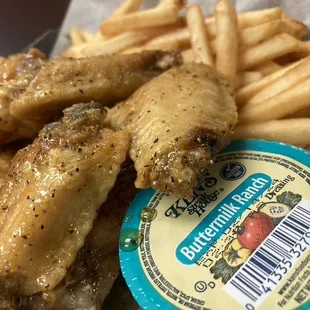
[52,162,138,310]
[10,51,182,121]
[0,102,129,297]
[109,63,238,198]
[0,49,46,144]
[10,163,138,310]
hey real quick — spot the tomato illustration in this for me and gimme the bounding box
[237,212,275,250]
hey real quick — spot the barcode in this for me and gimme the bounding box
[224,200,310,310]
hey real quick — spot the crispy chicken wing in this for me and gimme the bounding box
[109,63,238,198]
[0,103,129,297]
[10,51,182,121]
[0,49,46,144]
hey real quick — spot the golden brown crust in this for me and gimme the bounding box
[109,63,237,198]
[0,103,129,296]
[10,51,182,121]
[0,50,46,144]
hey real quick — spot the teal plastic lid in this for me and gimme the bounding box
[120,140,310,310]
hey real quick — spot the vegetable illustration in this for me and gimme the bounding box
[210,257,240,284]
[259,202,290,225]
[210,238,252,284]
[237,212,274,250]
[222,238,252,267]
[276,191,302,208]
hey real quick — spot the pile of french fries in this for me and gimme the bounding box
[65,0,310,152]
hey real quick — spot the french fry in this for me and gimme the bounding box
[248,56,310,105]
[239,33,299,70]
[145,17,298,55]
[186,6,214,66]
[100,1,186,36]
[275,41,310,65]
[286,107,310,118]
[143,27,190,50]
[236,59,303,105]
[215,0,238,87]
[146,13,282,52]
[236,72,263,89]
[67,19,188,58]
[70,28,85,46]
[98,0,145,41]
[122,19,188,53]
[292,41,310,59]
[159,0,187,9]
[181,49,194,63]
[254,61,281,75]
[111,0,144,18]
[282,19,307,39]
[123,40,181,54]
[238,20,282,46]
[233,119,310,146]
[210,19,304,52]
[237,7,283,28]
[64,31,152,58]
[239,77,310,123]
[242,19,307,44]
[80,30,96,42]
[206,7,283,38]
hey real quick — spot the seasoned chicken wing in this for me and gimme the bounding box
[10,51,182,121]
[0,49,46,144]
[52,162,138,310]
[10,163,138,310]
[0,103,129,297]
[109,63,238,198]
